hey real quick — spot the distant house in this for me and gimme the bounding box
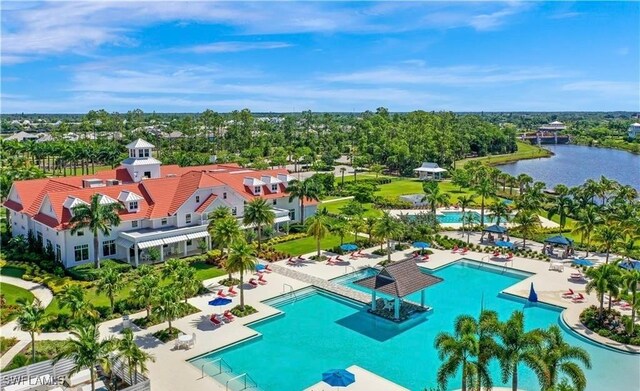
[414,162,447,180]
[3,131,39,142]
[628,123,640,138]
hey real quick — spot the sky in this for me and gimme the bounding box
[1,1,639,113]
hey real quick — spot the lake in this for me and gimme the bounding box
[497,144,640,190]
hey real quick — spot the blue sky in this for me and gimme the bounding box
[1,1,638,113]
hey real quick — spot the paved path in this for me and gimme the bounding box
[0,276,53,308]
[319,196,354,203]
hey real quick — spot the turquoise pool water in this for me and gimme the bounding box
[190,261,640,391]
[436,211,501,224]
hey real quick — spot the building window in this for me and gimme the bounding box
[271,184,278,192]
[223,192,227,199]
[74,244,89,262]
[196,195,200,203]
[129,201,138,210]
[272,199,277,205]
[254,186,261,194]
[161,218,168,225]
[46,239,52,249]
[186,240,192,246]
[144,171,151,178]
[131,220,139,228]
[55,245,61,261]
[36,232,43,244]
[231,207,237,216]
[289,209,296,221]
[143,149,150,157]
[76,230,84,236]
[103,240,116,257]
[185,214,192,224]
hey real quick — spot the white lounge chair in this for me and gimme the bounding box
[382,299,394,311]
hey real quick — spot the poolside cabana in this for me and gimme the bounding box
[481,224,508,243]
[353,259,442,321]
[414,162,447,181]
[543,235,574,258]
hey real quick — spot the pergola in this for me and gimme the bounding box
[481,224,508,242]
[354,259,442,321]
[543,235,574,258]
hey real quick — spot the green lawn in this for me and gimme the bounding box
[320,200,381,218]
[273,233,345,255]
[192,261,226,281]
[0,282,35,305]
[455,141,551,166]
[0,266,26,278]
[338,172,396,184]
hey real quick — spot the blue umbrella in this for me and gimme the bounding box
[340,244,358,252]
[528,283,538,303]
[494,240,514,249]
[483,224,508,234]
[412,241,430,249]
[256,264,266,271]
[208,297,232,306]
[322,369,355,387]
[572,258,594,267]
[544,235,573,246]
[620,260,640,271]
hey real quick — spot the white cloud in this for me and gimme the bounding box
[562,81,639,97]
[177,42,292,54]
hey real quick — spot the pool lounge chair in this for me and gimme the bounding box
[570,272,585,281]
[258,274,268,285]
[326,257,337,265]
[263,264,273,273]
[287,257,299,266]
[217,289,228,298]
[460,247,469,255]
[223,310,235,322]
[506,252,514,260]
[382,299,394,311]
[572,293,586,303]
[249,278,259,287]
[210,314,223,327]
[562,288,575,298]
[452,245,459,253]
[227,286,238,296]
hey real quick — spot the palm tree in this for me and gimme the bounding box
[572,205,601,256]
[153,286,181,332]
[422,181,450,214]
[349,216,365,243]
[538,325,591,391]
[474,177,496,226]
[457,195,475,236]
[96,266,124,315]
[507,176,518,196]
[16,298,47,364]
[330,218,350,245]
[55,325,115,391]
[116,328,155,385]
[622,270,640,333]
[307,212,329,258]
[226,239,257,310]
[287,178,321,222]
[69,193,124,268]
[585,264,620,320]
[434,315,480,391]
[497,311,548,391]
[339,167,346,186]
[369,163,384,178]
[488,201,510,226]
[210,216,241,257]
[60,284,93,320]
[243,198,275,251]
[373,212,402,263]
[131,274,158,318]
[517,173,533,194]
[512,210,540,249]
[477,310,500,391]
[173,265,200,303]
[593,225,620,264]
[547,194,573,230]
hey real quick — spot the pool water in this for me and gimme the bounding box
[436,211,501,224]
[190,261,640,391]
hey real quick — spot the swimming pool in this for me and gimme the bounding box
[190,261,640,391]
[436,211,504,224]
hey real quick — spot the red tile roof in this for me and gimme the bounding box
[195,194,218,214]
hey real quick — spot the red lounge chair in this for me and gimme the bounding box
[258,274,268,285]
[223,310,235,322]
[572,293,586,303]
[217,289,227,298]
[461,247,469,255]
[452,245,459,253]
[287,257,298,266]
[356,250,364,256]
[227,286,238,296]
[248,278,259,287]
[422,254,430,261]
[506,253,514,260]
[264,264,273,273]
[562,288,574,298]
[210,315,223,326]
[337,256,346,262]
[326,257,337,265]
[493,251,501,257]
[297,255,305,261]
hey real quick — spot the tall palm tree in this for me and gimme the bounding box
[16,298,48,364]
[307,212,329,258]
[434,315,481,391]
[547,194,573,230]
[422,181,450,214]
[153,286,181,332]
[54,325,114,391]
[373,212,402,263]
[60,284,94,320]
[488,201,510,226]
[115,328,155,385]
[572,205,601,256]
[131,274,158,318]
[538,325,591,391]
[226,240,257,310]
[287,177,321,222]
[96,266,124,315]
[457,195,476,236]
[69,194,124,268]
[512,210,540,249]
[622,270,640,333]
[330,218,350,245]
[173,265,200,303]
[474,177,496,226]
[517,173,533,195]
[586,264,620,320]
[210,216,241,257]
[497,311,548,391]
[593,225,620,264]
[243,198,275,251]
[507,176,518,196]
[477,310,500,391]
[349,216,365,243]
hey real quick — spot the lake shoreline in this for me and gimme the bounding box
[456,141,553,167]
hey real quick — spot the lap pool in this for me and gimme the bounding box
[190,260,640,390]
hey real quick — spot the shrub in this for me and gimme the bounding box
[230,304,257,317]
[394,243,410,251]
[288,224,305,234]
[310,255,328,262]
[68,259,131,281]
[153,328,183,343]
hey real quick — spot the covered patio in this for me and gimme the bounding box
[353,259,442,322]
[480,224,508,243]
[117,226,211,266]
[543,235,574,259]
[414,162,447,180]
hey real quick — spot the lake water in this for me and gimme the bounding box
[497,145,640,190]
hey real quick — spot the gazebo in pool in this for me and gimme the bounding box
[353,259,442,322]
[543,235,574,258]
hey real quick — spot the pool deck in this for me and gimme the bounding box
[304,365,410,391]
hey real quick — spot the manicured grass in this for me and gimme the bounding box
[0,282,35,305]
[191,261,226,281]
[0,337,18,355]
[338,172,395,184]
[273,233,344,255]
[320,200,381,218]
[455,141,552,166]
[0,266,26,278]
